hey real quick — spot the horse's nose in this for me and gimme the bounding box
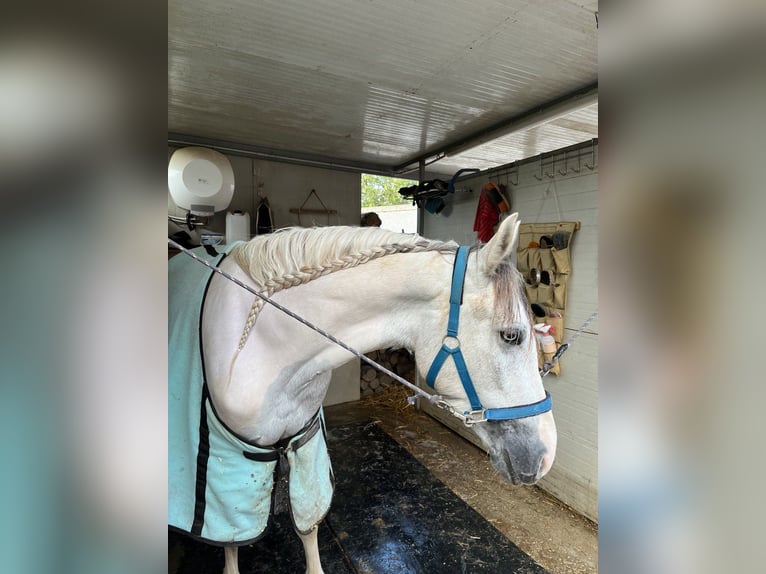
[537,411,557,478]
[538,447,555,479]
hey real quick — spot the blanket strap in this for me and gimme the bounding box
[241,410,324,515]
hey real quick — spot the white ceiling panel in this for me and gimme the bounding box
[169,0,598,176]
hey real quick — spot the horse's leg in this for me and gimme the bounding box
[223,545,239,574]
[298,525,325,574]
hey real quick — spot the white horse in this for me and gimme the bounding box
[169,213,556,574]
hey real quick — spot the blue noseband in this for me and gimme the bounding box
[425,246,552,422]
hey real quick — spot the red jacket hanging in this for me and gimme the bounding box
[473,183,510,243]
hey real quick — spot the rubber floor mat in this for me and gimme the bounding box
[169,420,548,573]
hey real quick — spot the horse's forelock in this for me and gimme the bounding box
[491,262,529,327]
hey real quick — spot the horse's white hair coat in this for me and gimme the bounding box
[186,214,556,574]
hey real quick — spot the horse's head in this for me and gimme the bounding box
[417,214,556,485]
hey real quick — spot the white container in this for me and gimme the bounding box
[226,211,251,244]
[168,147,235,215]
[541,332,557,354]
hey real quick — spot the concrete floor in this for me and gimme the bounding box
[324,388,598,574]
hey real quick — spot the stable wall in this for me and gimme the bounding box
[168,147,362,406]
[421,141,599,522]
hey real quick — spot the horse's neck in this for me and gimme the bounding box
[203,250,450,445]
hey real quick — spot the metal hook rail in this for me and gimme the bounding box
[545,155,556,179]
[584,139,596,171]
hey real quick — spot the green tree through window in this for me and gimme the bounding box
[361,174,415,208]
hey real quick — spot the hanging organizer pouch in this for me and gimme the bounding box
[517,221,578,376]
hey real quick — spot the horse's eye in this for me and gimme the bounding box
[500,328,524,346]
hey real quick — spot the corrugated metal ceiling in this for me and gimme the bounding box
[169,0,598,177]
[442,102,599,173]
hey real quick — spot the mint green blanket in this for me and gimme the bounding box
[168,246,334,545]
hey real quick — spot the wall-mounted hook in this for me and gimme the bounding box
[558,152,569,176]
[569,150,581,174]
[584,139,596,171]
[533,155,543,181]
[510,169,519,186]
[544,154,555,179]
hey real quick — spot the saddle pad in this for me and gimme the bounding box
[168,246,334,545]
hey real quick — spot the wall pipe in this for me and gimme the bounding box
[167,133,396,177]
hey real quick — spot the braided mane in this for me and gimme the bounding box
[230,226,457,349]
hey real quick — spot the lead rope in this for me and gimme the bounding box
[169,238,441,407]
[540,309,599,377]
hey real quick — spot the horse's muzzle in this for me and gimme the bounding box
[474,413,557,485]
[494,443,549,485]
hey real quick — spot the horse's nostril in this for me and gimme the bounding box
[539,448,555,478]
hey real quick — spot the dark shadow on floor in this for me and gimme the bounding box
[169,420,548,574]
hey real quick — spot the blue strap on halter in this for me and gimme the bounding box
[426,247,483,410]
[425,245,553,421]
[445,246,466,337]
[483,393,552,420]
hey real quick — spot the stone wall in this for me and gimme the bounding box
[360,348,416,397]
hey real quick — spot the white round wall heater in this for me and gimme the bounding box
[168,146,235,216]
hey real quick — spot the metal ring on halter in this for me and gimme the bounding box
[442,335,460,350]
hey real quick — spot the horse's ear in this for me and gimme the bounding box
[479,213,520,275]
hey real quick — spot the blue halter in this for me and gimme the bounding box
[425,246,552,422]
